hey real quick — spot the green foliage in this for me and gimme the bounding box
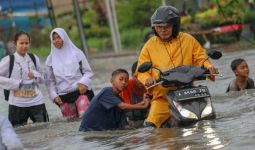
[87,37,112,52]
[242,9,255,24]
[198,17,225,29]
[25,0,255,56]
[115,0,161,49]
[30,28,51,49]
[82,8,98,26]
[81,7,111,50]
[37,1,163,52]
[116,0,161,29]
[79,1,161,51]
[28,27,51,58]
[120,27,152,50]
[215,0,246,23]
[57,12,76,29]
[29,46,50,59]
[85,25,110,37]
[196,0,254,29]
[68,26,82,48]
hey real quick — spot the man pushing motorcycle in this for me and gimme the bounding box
[137,5,218,128]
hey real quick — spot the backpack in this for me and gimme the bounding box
[3,53,36,101]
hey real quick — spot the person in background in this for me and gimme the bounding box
[0,31,49,127]
[137,5,218,128]
[79,69,151,131]
[120,61,149,122]
[226,58,254,92]
[0,115,23,150]
[45,28,93,119]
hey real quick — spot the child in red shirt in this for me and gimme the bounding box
[120,61,150,121]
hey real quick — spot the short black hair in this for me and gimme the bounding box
[14,30,30,44]
[230,58,245,71]
[111,68,129,78]
[131,61,138,75]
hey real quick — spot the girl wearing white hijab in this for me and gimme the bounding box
[45,28,93,118]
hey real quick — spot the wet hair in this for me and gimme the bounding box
[131,61,138,75]
[111,68,129,78]
[14,30,30,44]
[230,58,246,71]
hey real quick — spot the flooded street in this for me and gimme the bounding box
[1,49,255,150]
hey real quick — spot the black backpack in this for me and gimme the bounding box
[3,53,36,101]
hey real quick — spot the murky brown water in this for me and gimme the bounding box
[1,49,255,150]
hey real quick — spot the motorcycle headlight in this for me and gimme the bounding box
[180,108,198,119]
[173,101,198,119]
[201,99,213,118]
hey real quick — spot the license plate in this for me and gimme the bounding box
[173,86,210,101]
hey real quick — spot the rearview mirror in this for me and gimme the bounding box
[138,62,152,73]
[207,49,222,60]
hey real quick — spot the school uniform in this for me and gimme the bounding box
[0,52,48,126]
[45,28,93,118]
[45,48,93,101]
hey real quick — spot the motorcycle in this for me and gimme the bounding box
[138,49,222,127]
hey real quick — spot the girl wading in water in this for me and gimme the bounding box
[45,28,93,119]
[0,31,49,127]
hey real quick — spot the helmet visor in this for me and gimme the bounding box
[152,22,171,27]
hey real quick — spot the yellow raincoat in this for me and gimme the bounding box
[137,32,212,127]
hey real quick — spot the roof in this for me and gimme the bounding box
[0,0,49,31]
[0,0,46,12]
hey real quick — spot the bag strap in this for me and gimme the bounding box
[28,53,37,68]
[9,54,14,77]
[4,55,14,101]
[79,61,83,75]
[8,53,37,78]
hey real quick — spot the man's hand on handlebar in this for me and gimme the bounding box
[207,66,218,81]
[145,77,156,87]
[140,93,152,108]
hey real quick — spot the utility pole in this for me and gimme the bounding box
[72,0,88,56]
[105,0,121,52]
[45,0,57,28]
[110,0,121,51]
[9,0,16,29]
[162,0,166,6]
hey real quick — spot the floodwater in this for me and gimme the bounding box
[1,49,255,150]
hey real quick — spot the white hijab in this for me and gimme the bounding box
[45,28,81,78]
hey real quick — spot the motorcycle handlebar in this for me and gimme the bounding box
[204,73,223,77]
[145,67,222,90]
[146,80,163,90]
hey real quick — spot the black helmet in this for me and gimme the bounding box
[151,6,180,38]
